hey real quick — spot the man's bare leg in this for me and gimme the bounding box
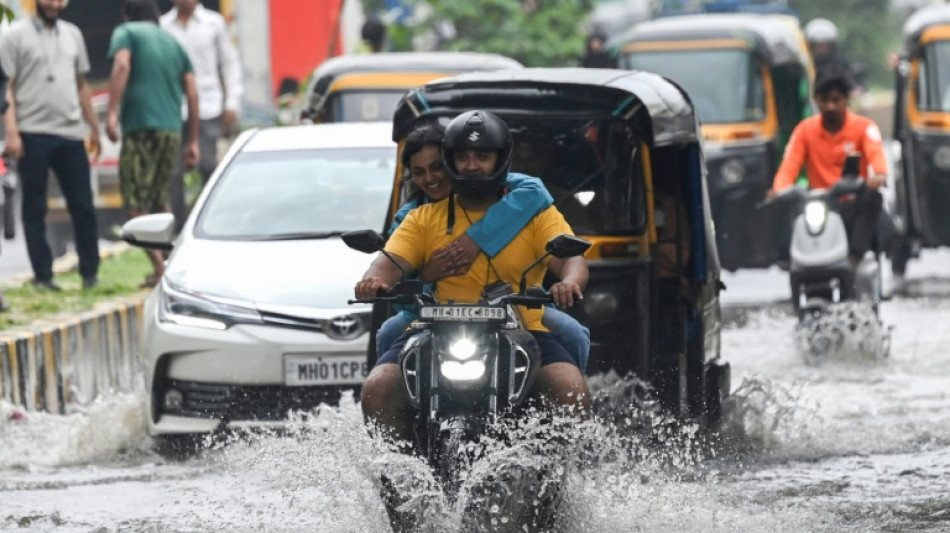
[360,363,415,447]
[533,362,591,415]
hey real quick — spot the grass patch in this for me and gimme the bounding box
[0,248,153,331]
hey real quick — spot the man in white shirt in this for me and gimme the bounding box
[160,0,243,229]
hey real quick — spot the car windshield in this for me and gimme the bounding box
[622,48,766,124]
[196,147,396,240]
[918,41,950,112]
[327,91,407,122]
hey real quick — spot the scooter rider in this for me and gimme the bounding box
[356,110,591,446]
[768,65,887,270]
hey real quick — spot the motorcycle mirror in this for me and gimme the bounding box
[545,234,592,259]
[342,229,385,254]
[342,229,407,281]
[842,153,861,179]
[518,234,590,294]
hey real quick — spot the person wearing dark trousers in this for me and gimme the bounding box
[0,0,101,291]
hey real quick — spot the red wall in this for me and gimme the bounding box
[268,0,343,99]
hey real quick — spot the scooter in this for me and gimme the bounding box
[343,229,590,532]
[766,154,891,363]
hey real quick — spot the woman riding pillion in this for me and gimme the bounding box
[376,125,591,371]
[356,110,592,446]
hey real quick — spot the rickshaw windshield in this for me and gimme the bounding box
[917,41,950,112]
[328,91,407,122]
[508,117,646,235]
[621,48,766,124]
[398,117,646,236]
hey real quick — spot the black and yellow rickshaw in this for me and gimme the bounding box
[383,68,730,425]
[297,52,522,124]
[611,13,814,270]
[891,5,950,274]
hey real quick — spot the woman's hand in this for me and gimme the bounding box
[420,241,471,282]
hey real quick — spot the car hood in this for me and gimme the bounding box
[165,238,375,309]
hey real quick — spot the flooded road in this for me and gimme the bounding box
[2,252,949,532]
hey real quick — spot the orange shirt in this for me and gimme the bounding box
[772,110,887,191]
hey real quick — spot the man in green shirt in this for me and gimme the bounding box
[106,0,198,286]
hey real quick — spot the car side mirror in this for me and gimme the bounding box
[120,213,176,251]
[546,234,592,259]
[342,229,385,254]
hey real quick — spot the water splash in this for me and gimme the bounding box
[795,301,890,366]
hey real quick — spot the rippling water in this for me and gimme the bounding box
[3,275,950,531]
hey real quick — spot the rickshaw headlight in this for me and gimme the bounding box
[582,290,619,322]
[720,157,746,184]
[804,200,828,235]
[932,146,950,170]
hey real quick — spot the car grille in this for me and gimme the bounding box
[161,379,360,421]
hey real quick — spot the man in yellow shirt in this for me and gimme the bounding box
[354,110,590,445]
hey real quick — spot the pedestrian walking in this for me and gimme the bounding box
[160,0,243,231]
[106,0,198,288]
[0,0,101,291]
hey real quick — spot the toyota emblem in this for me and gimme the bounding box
[326,314,364,340]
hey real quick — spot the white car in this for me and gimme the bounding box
[120,122,396,448]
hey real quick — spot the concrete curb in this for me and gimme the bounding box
[0,296,146,414]
[0,241,147,414]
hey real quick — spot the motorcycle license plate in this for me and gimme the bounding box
[420,306,507,322]
[283,354,368,386]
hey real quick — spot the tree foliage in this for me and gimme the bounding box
[404,0,594,67]
[790,0,901,89]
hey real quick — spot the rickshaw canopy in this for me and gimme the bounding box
[307,52,524,97]
[903,5,950,52]
[393,68,699,147]
[610,13,811,68]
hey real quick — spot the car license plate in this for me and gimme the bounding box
[284,354,369,386]
[420,306,506,321]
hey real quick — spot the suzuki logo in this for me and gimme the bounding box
[468,131,480,142]
[326,314,363,340]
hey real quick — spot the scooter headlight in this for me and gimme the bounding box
[804,200,828,235]
[448,338,477,360]
[440,360,486,381]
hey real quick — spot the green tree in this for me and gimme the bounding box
[790,0,901,90]
[406,0,594,67]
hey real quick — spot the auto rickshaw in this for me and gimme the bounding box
[297,52,522,124]
[383,68,730,425]
[611,13,815,271]
[890,5,950,275]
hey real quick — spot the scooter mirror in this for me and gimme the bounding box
[842,153,861,179]
[545,234,592,259]
[342,229,385,254]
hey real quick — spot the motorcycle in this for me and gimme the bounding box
[764,154,892,364]
[343,229,591,531]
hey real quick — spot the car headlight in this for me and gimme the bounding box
[440,360,486,381]
[159,278,263,330]
[804,200,828,235]
[933,146,950,170]
[720,157,746,184]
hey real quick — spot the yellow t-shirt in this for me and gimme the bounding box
[385,201,574,331]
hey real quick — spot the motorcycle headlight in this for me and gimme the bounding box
[440,360,486,381]
[933,146,950,170]
[804,200,828,235]
[159,279,264,330]
[448,338,477,360]
[720,157,746,184]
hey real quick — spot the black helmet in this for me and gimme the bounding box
[442,110,512,200]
